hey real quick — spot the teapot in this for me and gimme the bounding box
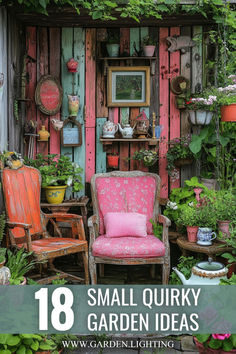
[102,121,118,138]
[172,258,228,285]
[118,123,134,138]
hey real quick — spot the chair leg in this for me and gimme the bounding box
[150,264,155,279]
[82,251,90,285]
[89,255,97,285]
[99,264,104,277]
[162,263,170,285]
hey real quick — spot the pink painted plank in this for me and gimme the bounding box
[25,27,37,158]
[130,108,140,171]
[159,28,169,198]
[36,27,49,156]
[49,28,61,156]
[120,28,130,56]
[85,29,96,182]
[170,27,180,190]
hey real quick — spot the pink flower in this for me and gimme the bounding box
[212,334,231,340]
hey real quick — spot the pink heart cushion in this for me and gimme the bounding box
[104,212,147,238]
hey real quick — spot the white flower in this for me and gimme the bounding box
[167,201,178,210]
[67,176,73,186]
[188,202,194,207]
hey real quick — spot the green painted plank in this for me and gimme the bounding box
[140,27,150,119]
[96,118,107,173]
[61,27,73,199]
[120,107,129,125]
[130,28,140,56]
[73,27,85,197]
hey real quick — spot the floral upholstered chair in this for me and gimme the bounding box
[88,171,171,284]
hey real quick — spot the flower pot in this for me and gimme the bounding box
[143,45,155,57]
[43,185,67,204]
[174,158,193,168]
[107,155,119,169]
[218,220,230,238]
[106,44,119,57]
[188,110,213,125]
[175,96,186,109]
[187,226,199,243]
[221,104,236,122]
[68,95,79,117]
[200,178,217,190]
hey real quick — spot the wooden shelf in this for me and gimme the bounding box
[100,138,159,151]
[97,57,157,60]
[97,57,157,75]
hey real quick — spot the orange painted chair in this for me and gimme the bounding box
[88,171,171,285]
[2,165,89,284]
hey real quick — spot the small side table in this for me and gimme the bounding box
[177,236,232,260]
[41,196,89,234]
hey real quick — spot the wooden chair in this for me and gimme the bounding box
[88,171,171,284]
[2,165,89,284]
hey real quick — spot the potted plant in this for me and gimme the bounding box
[106,33,120,57]
[169,255,202,285]
[107,152,119,168]
[130,149,158,167]
[177,205,200,242]
[166,136,195,176]
[24,154,83,204]
[197,201,217,230]
[6,247,38,285]
[194,334,236,353]
[142,35,156,57]
[214,191,236,238]
[0,334,60,353]
[218,75,236,122]
[185,90,217,125]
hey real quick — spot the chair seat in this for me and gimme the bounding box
[19,237,88,260]
[92,234,165,258]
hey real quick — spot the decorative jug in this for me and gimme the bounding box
[102,121,118,138]
[197,227,216,246]
[38,125,50,141]
[118,123,134,138]
[68,95,79,117]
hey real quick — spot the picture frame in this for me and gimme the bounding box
[61,117,82,147]
[107,66,150,107]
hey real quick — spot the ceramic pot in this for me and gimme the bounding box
[102,121,118,138]
[38,125,50,142]
[174,158,193,168]
[189,110,213,125]
[187,226,199,243]
[68,95,79,117]
[200,178,217,190]
[106,44,119,57]
[107,155,119,169]
[218,220,230,238]
[43,185,67,204]
[221,104,236,122]
[197,227,216,246]
[143,45,155,57]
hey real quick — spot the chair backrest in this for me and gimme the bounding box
[91,171,161,235]
[2,166,44,240]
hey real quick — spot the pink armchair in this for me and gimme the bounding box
[88,171,171,284]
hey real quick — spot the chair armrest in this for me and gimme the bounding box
[158,214,171,227]
[44,213,85,241]
[88,215,99,251]
[7,221,32,229]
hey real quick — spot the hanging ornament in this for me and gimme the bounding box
[66,58,79,73]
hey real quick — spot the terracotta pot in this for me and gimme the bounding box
[218,220,230,238]
[107,155,119,168]
[143,45,155,57]
[187,226,199,243]
[174,158,193,167]
[221,104,236,122]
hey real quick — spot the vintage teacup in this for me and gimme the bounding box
[197,227,216,246]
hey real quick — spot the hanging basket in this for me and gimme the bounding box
[220,104,236,122]
[188,110,213,125]
[174,158,193,168]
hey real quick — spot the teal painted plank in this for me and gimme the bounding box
[96,118,107,173]
[61,28,73,199]
[140,27,150,119]
[120,107,129,125]
[73,27,85,197]
[130,28,140,56]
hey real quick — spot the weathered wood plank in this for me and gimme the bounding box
[49,27,61,156]
[180,26,192,186]
[74,27,86,196]
[129,108,140,171]
[96,118,107,173]
[85,28,96,182]
[96,28,108,118]
[25,26,37,158]
[170,27,180,190]
[36,27,49,156]
[119,107,129,171]
[159,27,169,198]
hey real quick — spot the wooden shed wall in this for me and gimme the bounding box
[24,25,203,198]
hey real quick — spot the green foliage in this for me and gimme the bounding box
[197,202,217,229]
[195,334,236,351]
[0,212,6,263]
[24,153,83,192]
[220,273,236,285]
[166,136,195,176]
[169,255,202,285]
[214,190,236,221]
[150,219,162,240]
[177,205,200,227]
[0,334,58,354]
[6,248,38,285]
[142,35,156,46]
[130,149,158,167]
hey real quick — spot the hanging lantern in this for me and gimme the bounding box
[66,58,79,73]
[134,110,149,138]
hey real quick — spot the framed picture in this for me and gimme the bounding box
[107,66,150,107]
[35,75,63,115]
[61,117,82,147]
